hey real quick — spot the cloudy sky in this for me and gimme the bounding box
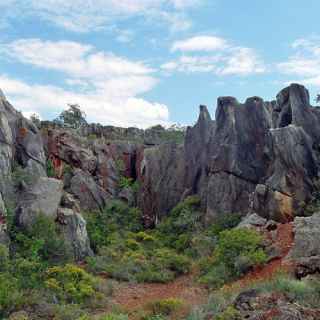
[0,0,319,128]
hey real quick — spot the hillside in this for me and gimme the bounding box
[0,84,320,319]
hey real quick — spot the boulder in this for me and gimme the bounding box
[289,213,320,259]
[237,213,267,229]
[16,177,63,228]
[288,213,320,277]
[57,207,93,260]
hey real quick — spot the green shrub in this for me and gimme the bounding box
[98,313,129,320]
[12,258,43,289]
[199,228,267,288]
[12,215,69,264]
[46,159,55,178]
[85,200,143,252]
[156,196,202,252]
[255,273,319,307]
[215,228,267,276]
[0,273,24,318]
[0,244,10,272]
[215,306,241,320]
[45,264,99,304]
[51,303,89,320]
[207,213,242,237]
[148,298,183,316]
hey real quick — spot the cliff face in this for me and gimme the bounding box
[138,84,319,224]
[0,83,319,259]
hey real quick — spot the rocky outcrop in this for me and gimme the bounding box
[205,84,319,222]
[1,83,320,250]
[69,169,110,211]
[57,207,93,260]
[16,177,63,228]
[137,84,320,224]
[289,213,320,277]
[234,288,320,319]
[138,143,186,226]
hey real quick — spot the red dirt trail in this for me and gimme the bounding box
[111,273,208,312]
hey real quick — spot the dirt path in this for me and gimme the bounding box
[111,273,208,313]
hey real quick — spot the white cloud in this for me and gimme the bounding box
[162,55,220,73]
[0,39,170,128]
[278,37,320,86]
[3,39,153,80]
[217,47,265,76]
[1,0,202,33]
[171,36,228,52]
[0,75,169,129]
[164,36,265,76]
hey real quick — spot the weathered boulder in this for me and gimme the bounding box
[16,177,63,228]
[69,169,109,211]
[289,213,320,259]
[288,213,320,277]
[57,207,93,260]
[237,213,267,229]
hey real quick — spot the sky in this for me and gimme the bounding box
[0,0,320,128]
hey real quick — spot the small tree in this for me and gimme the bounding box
[30,113,41,129]
[54,104,87,129]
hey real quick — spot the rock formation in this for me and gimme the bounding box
[0,83,320,258]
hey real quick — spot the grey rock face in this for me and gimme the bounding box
[184,105,215,209]
[16,177,63,228]
[206,96,273,219]
[289,213,320,259]
[288,213,320,277]
[57,207,93,261]
[69,169,110,211]
[138,143,186,226]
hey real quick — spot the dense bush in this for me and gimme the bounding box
[0,273,24,318]
[11,215,69,264]
[199,228,267,288]
[45,264,102,304]
[85,200,143,252]
[206,213,242,238]
[87,234,191,283]
[155,196,203,253]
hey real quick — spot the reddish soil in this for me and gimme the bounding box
[111,273,208,313]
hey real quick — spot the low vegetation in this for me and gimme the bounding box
[1,195,311,320]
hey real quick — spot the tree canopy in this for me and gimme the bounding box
[54,104,87,129]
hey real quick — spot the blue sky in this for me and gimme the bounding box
[0,0,319,128]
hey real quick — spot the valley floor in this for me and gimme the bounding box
[93,223,295,320]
